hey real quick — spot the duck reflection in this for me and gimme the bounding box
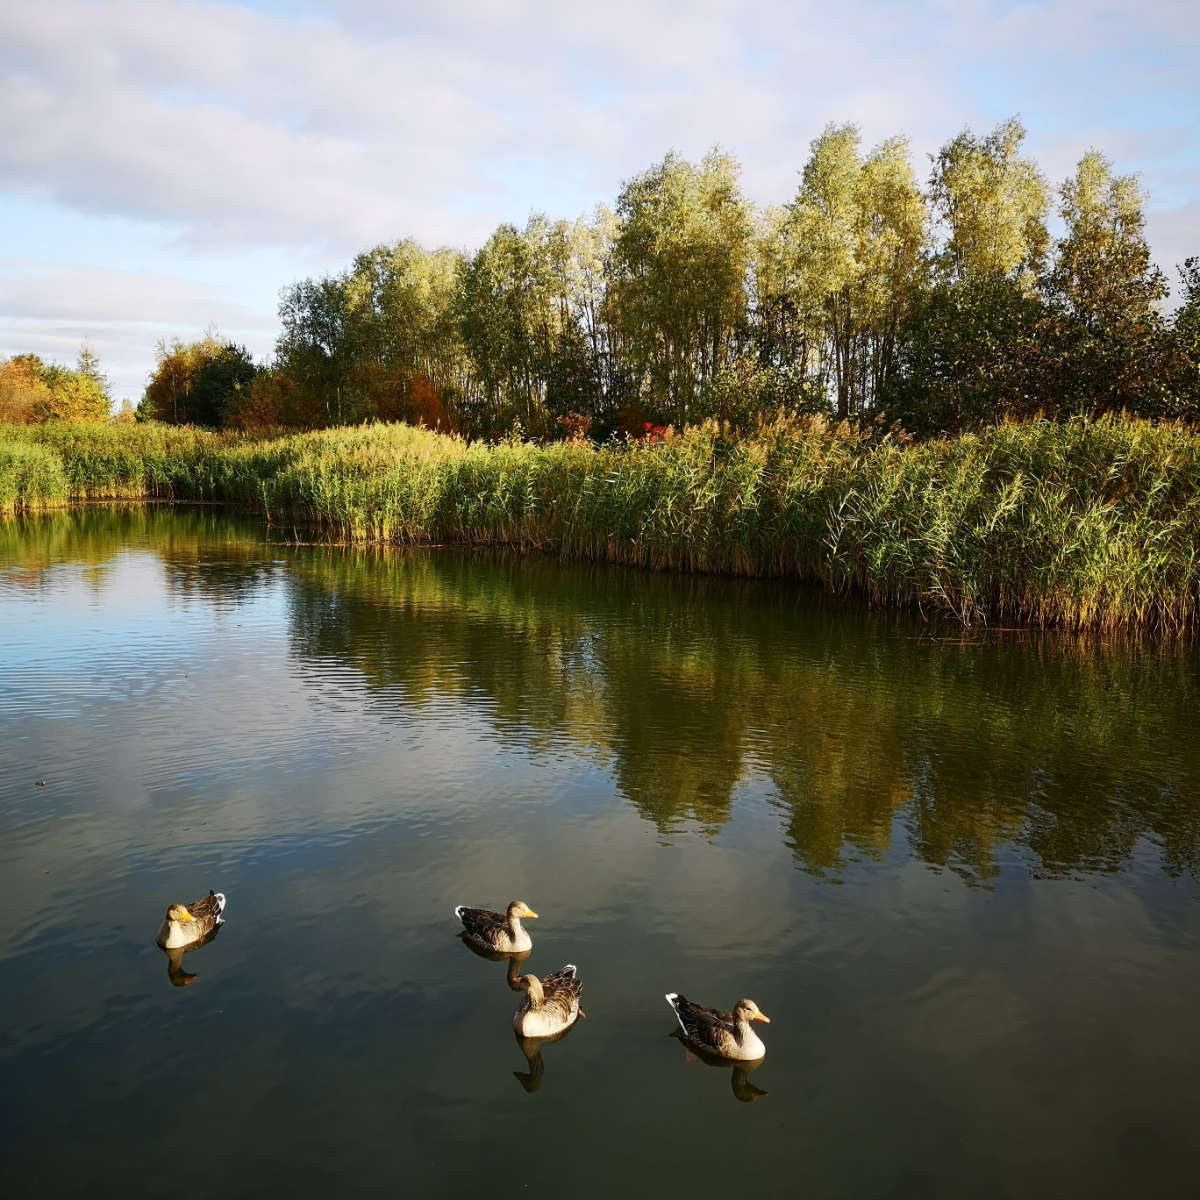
[456,932,531,989]
[512,1023,579,1094]
[669,1030,769,1102]
[158,925,222,988]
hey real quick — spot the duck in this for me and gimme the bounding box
[453,900,537,954]
[513,964,583,1039]
[664,992,770,1062]
[155,890,226,950]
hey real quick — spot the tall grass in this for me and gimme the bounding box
[2,416,1198,631]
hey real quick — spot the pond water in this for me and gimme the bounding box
[2,507,1199,1198]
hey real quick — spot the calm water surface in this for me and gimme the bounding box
[2,508,1199,1198]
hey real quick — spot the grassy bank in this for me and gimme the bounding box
[2,417,1198,632]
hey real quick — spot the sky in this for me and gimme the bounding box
[1,0,1197,404]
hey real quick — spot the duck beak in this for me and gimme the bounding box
[177,907,194,922]
[752,1011,770,1023]
[523,908,539,919]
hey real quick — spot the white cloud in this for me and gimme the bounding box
[0,0,1196,395]
[0,260,277,400]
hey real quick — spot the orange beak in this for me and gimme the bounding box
[751,1011,770,1023]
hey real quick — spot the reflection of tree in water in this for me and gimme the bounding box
[17,509,1198,882]
[593,610,748,832]
[286,550,600,743]
[282,543,1200,882]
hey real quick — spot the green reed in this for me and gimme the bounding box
[2,416,1198,631]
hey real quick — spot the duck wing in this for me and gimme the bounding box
[541,964,583,1023]
[666,993,737,1052]
[455,905,507,946]
[187,891,226,937]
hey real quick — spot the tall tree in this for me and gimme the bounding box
[341,240,471,426]
[885,118,1051,432]
[607,150,753,425]
[781,125,928,417]
[276,278,359,425]
[564,207,619,422]
[1044,151,1168,412]
[75,344,111,414]
[931,117,1049,289]
[457,221,555,434]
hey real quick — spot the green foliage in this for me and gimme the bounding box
[1042,152,1170,413]
[276,240,470,431]
[772,126,929,418]
[882,278,1048,434]
[930,117,1049,289]
[608,150,753,425]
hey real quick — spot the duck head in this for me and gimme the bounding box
[507,900,538,922]
[734,999,770,1024]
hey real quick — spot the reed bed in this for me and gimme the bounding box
[2,416,1198,632]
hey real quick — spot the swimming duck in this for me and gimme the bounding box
[155,890,226,950]
[453,900,537,954]
[664,993,770,1062]
[513,964,583,1039]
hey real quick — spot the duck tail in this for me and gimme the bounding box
[453,905,466,920]
[211,891,227,923]
[664,992,688,1034]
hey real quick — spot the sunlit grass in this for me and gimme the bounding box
[2,416,1197,631]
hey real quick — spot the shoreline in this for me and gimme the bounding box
[3,416,1199,634]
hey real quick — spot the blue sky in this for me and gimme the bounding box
[1,0,1197,403]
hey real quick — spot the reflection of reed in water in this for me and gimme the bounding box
[669,1029,768,1102]
[159,925,222,988]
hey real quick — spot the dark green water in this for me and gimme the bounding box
[2,508,1199,1199]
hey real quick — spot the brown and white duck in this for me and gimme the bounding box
[453,900,537,954]
[155,890,226,950]
[513,964,583,1039]
[664,992,770,1062]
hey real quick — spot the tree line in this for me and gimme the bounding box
[123,119,1200,435]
